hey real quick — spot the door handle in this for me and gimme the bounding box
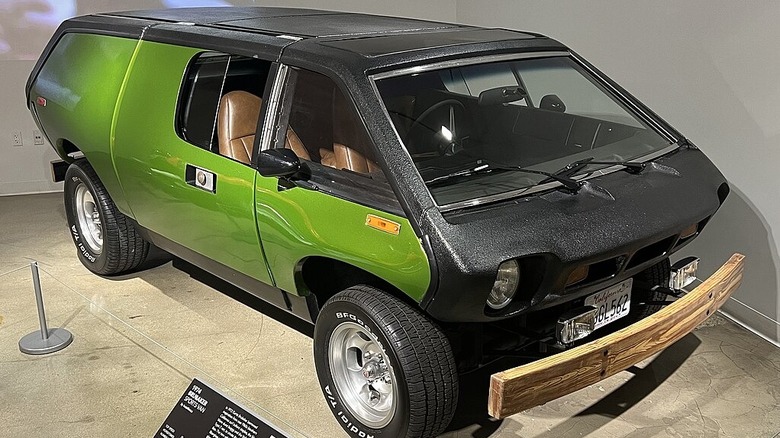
[185,164,216,193]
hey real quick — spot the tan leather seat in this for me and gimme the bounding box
[217,91,312,163]
[218,91,261,164]
[285,128,311,161]
[320,144,380,174]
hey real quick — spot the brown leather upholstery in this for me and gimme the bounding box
[320,148,337,168]
[320,144,380,174]
[285,128,310,161]
[218,91,312,163]
[217,91,261,164]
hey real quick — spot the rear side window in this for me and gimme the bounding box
[177,53,272,155]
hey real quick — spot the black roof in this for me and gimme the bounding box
[112,7,467,37]
[102,7,549,59]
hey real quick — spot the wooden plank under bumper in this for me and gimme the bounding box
[488,253,745,419]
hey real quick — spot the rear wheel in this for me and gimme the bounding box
[314,286,458,438]
[64,159,149,275]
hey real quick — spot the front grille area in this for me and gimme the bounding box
[626,235,677,269]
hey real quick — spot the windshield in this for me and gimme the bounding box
[374,55,673,208]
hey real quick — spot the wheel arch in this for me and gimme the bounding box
[55,138,81,163]
[295,256,421,319]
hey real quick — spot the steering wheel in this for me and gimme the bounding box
[404,99,468,156]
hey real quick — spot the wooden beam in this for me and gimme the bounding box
[488,253,745,419]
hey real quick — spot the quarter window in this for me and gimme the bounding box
[177,52,272,163]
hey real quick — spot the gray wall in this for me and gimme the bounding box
[1,1,777,343]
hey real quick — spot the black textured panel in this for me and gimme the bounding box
[108,7,333,25]
[321,28,535,57]
[220,13,457,38]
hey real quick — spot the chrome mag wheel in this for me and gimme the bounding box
[328,321,398,428]
[74,183,103,253]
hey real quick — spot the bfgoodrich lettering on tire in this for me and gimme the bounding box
[314,285,458,438]
[63,159,149,275]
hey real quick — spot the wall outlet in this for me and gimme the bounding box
[33,130,44,145]
[12,131,23,147]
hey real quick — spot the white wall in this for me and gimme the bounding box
[2,1,778,343]
[457,0,780,344]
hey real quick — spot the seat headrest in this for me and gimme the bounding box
[218,91,262,163]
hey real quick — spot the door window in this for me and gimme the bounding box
[271,67,398,211]
[280,68,386,180]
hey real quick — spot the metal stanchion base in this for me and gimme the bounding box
[19,328,73,355]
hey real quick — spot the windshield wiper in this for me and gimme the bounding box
[487,163,583,192]
[424,163,491,186]
[549,157,646,178]
[425,160,583,192]
[582,159,646,174]
[424,157,646,193]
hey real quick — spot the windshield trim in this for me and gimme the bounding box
[371,51,571,80]
[369,51,679,213]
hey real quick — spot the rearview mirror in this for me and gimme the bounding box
[257,148,301,178]
[478,86,526,106]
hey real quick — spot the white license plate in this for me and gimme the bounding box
[585,278,633,330]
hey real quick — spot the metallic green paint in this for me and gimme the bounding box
[34,36,431,301]
[254,178,430,301]
[111,41,274,285]
[31,33,138,214]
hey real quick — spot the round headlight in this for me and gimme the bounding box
[487,260,520,310]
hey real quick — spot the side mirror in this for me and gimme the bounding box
[257,148,301,178]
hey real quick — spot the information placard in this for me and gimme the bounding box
[156,378,290,438]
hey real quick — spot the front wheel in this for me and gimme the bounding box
[314,286,458,438]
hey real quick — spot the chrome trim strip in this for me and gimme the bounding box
[260,64,289,151]
[371,51,571,81]
[369,51,680,213]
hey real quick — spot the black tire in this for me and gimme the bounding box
[64,159,149,275]
[632,258,671,320]
[314,286,458,438]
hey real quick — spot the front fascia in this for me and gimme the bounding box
[419,146,728,322]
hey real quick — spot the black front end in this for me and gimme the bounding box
[420,145,728,323]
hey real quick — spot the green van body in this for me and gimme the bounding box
[32,33,430,306]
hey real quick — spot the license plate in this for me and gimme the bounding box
[585,278,633,330]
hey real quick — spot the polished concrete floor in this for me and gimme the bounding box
[1,193,779,437]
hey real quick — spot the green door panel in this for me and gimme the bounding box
[255,177,431,302]
[31,33,138,214]
[111,41,273,284]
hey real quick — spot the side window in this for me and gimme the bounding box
[177,52,272,163]
[279,68,387,183]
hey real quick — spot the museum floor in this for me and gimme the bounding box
[1,192,779,437]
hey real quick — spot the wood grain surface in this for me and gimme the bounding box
[488,253,745,419]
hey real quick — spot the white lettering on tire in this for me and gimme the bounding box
[324,383,375,438]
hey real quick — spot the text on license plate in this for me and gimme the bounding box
[584,278,633,330]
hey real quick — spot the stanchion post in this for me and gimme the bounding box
[31,262,50,340]
[19,261,73,355]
